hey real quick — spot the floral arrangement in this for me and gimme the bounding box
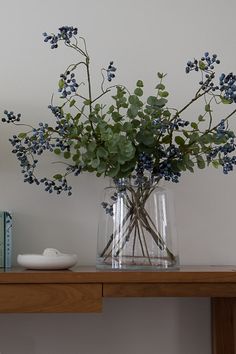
[3,25,236,196]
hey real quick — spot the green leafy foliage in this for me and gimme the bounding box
[5,27,236,194]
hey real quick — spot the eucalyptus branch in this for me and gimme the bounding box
[3,27,236,198]
[171,87,212,122]
[79,36,89,57]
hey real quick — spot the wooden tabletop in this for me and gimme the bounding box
[1,265,236,284]
[1,266,235,354]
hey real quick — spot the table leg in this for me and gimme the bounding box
[211,298,236,354]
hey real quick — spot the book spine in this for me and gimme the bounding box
[4,212,12,268]
[0,212,5,268]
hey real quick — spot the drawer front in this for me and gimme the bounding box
[103,283,236,297]
[0,284,102,313]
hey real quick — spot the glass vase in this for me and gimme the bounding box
[96,178,179,270]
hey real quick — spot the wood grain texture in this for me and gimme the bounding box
[1,267,236,352]
[103,283,236,297]
[0,284,102,313]
[1,266,236,284]
[212,298,236,354]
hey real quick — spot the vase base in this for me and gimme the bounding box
[96,255,179,271]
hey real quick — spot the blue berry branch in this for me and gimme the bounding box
[2,26,236,195]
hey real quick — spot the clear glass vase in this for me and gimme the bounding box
[96,178,179,270]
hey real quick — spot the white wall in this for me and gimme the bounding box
[1,0,236,353]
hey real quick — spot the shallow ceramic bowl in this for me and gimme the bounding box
[17,248,78,270]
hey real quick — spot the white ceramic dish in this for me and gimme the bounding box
[17,248,78,270]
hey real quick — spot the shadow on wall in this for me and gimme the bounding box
[0,298,211,354]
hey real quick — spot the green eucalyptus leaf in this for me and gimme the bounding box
[186,165,194,173]
[69,99,76,107]
[212,160,220,168]
[183,130,189,138]
[159,91,169,98]
[191,122,198,129]
[136,80,144,87]
[64,151,71,159]
[132,119,140,128]
[58,79,64,89]
[108,105,115,113]
[120,159,136,172]
[74,113,81,122]
[97,146,108,158]
[53,174,63,180]
[97,160,107,173]
[54,148,61,155]
[177,160,186,171]
[198,115,205,122]
[147,96,158,106]
[18,132,27,139]
[134,88,143,96]
[163,110,171,117]
[199,60,206,70]
[123,122,133,132]
[107,163,120,177]
[91,158,100,168]
[157,72,165,79]
[175,136,185,145]
[88,141,97,152]
[197,155,205,169]
[155,83,165,90]
[205,104,211,112]
[130,105,139,117]
[72,153,81,162]
[220,96,232,104]
[162,135,171,144]
[136,130,154,146]
[112,112,122,122]
[189,132,199,144]
[156,98,168,107]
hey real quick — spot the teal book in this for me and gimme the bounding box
[4,212,12,268]
[0,212,4,267]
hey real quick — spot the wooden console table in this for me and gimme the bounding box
[1,266,236,354]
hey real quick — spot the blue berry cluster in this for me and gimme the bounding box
[216,119,227,138]
[2,110,21,123]
[153,117,189,132]
[185,52,220,74]
[138,153,153,171]
[48,105,64,119]
[153,118,168,133]
[206,126,236,174]
[55,116,75,137]
[43,26,78,49]
[170,118,190,130]
[221,155,236,174]
[65,164,82,177]
[219,73,236,102]
[200,52,220,70]
[133,153,153,186]
[59,71,79,98]
[101,202,114,216]
[153,118,173,134]
[7,119,80,195]
[158,160,181,183]
[107,61,116,82]
[166,144,182,158]
[9,134,75,195]
[10,135,39,184]
[185,58,199,74]
[40,177,72,195]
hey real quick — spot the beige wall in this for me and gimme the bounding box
[1,0,236,353]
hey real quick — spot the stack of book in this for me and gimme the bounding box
[0,211,12,268]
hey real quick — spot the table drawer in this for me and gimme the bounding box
[0,284,102,313]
